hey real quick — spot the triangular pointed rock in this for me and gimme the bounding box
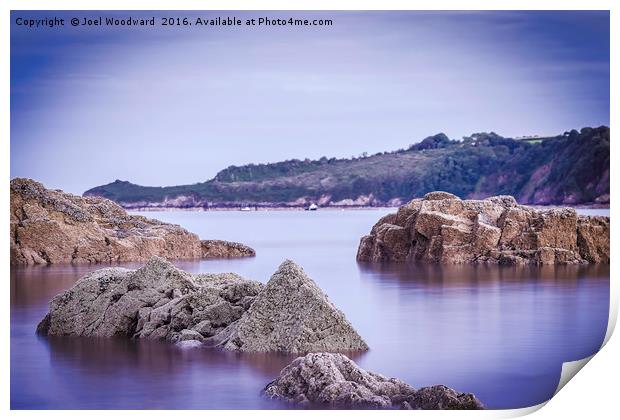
[223,260,368,353]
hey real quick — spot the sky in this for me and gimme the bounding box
[11,11,610,194]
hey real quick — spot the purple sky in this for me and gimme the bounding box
[11,11,610,194]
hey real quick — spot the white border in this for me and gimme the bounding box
[2,1,616,419]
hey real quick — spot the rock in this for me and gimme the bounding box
[176,339,203,349]
[423,191,459,201]
[10,178,255,265]
[36,256,264,343]
[193,320,215,337]
[408,385,485,410]
[576,216,610,263]
[263,353,484,410]
[357,192,609,265]
[177,329,204,342]
[37,258,368,355]
[201,240,256,259]
[219,260,368,353]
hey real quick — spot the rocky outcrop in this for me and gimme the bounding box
[201,240,256,259]
[37,258,367,354]
[357,192,610,265]
[10,178,255,265]
[36,256,263,342]
[263,353,484,409]
[215,260,368,353]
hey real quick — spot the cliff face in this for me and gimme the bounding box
[84,126,609,208]
[356,192,610,265]
[10,178,254,265]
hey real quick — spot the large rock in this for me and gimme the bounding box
[216,260,368,353]
[36,256,263,342]
[10,178,255,265]
[37,258,368,354]
[357,192,609,265]
[263,353,484,409]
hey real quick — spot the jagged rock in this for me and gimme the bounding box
[357,192,609,265]
[201,240,256,259]
[37,258,368,355]
[263,353,484,409]
[36,256,263,343]
[10,178,255,265]
[218,260,368,353]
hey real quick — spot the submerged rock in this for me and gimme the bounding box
[218,260,368,353]
[263,353,484,409]
[37,258,367,354]
[357,192,609,265]
[10,178,255,265]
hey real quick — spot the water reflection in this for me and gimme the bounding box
[11,210,610,409]
[354,262,609,409]
[43,335,366,379]
[357,261,610,288]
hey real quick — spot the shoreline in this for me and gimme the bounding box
[129,206,395,212]
[127,204,610,212]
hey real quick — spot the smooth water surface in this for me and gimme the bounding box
[11,209,609,409]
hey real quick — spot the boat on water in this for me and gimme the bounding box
[307,203,318,211]
[240,206,252,211]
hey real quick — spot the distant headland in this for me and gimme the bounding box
[84,126,610,210]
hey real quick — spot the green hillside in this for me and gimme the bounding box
[84,126,610,208]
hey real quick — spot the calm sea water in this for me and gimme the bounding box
[11,209,610,409]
